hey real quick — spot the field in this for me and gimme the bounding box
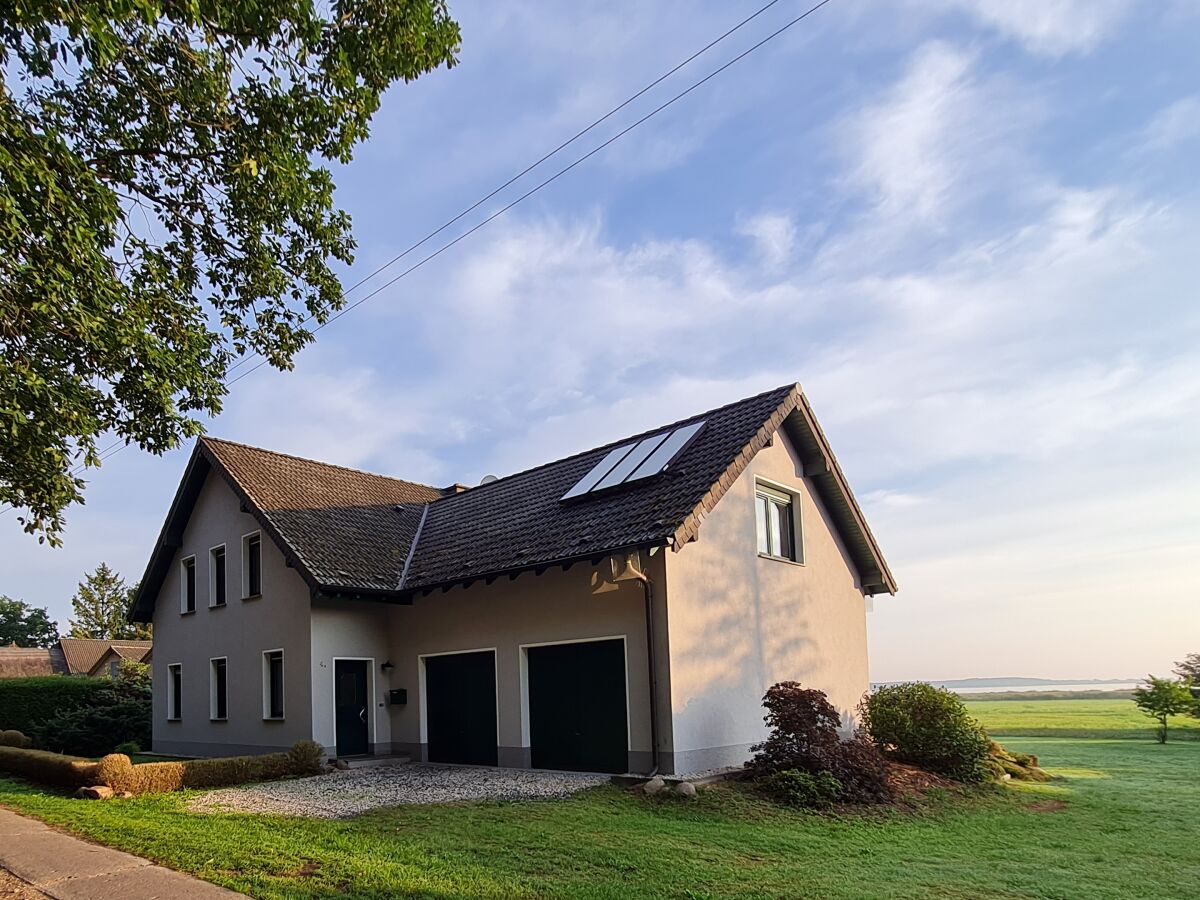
[966,697,1200,741]
[1,698,1197,898]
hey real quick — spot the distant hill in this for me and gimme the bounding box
[878,677,1137,689]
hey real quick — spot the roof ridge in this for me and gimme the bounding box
[201,436,445,495]
[426,382,801,503]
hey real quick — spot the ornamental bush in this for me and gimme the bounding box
[33,700,151,758]
[96,741,326,795]
[859,682,991,782]
[760,769,842,809]
[0,729,32,748]
[0,746,97,788]
[747,681,893,804]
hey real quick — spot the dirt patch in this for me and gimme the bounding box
[286,861,322,878]
[0,867,45,899]
[886,762,955,798]
[1027,799,1067,813]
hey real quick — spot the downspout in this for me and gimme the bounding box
[631,567,661,777]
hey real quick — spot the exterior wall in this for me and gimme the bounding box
[310,598,395,755]
[376,555,670,773]
[150,471,313,756]
[662,427,870,774]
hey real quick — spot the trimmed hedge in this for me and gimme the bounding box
[0,746,97,788]
[0,730,32,748]
[0,677,108,735]
[97,741,326,795]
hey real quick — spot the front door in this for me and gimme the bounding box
[334,660,370,756]
[424,650,498,765]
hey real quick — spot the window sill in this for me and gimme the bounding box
[180,609,196,616]
[758,552,805,568]
[263,716,286,723]
[210,717,227,723]
[209,602,226,610]
[166,718,181,723]
[241,593,262,602]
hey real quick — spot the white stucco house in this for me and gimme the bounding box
[131,383,896,775]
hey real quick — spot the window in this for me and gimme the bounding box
[755,482,800,562]
[181,557,196,613]
[210,657,228,720]
[263,650,284,720]
[242,532,262,598]
[167,664,182,720]
[209,545,226,607]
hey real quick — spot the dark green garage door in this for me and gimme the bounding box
[528,638,628,773]
[425,650,498,766]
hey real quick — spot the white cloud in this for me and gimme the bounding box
[737,212,797,268]
[1134,96,1200,155]
[927,0,1132,56]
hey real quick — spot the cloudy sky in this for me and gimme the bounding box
[3,0,1197,682]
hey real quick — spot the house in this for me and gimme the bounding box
[0,644,66,678]
[130,384,895,774]
[58,638,153,678]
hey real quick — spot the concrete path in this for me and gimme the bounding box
[0,808,242,899]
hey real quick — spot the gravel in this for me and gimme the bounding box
[0,867,45,899]
[189,763,610,818]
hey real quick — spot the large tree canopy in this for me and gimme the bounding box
[68,562,150,640]
[0,595,60,647]
[1,0,460,543]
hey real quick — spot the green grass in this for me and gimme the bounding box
[2,733,1199,898]
[966,698,1200,741]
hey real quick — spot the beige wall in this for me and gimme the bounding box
[380,554,669,770]
[150,471,313,756]
[310,598,395,754]
[663,427,870,772]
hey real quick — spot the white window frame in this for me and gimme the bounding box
[209,656,228,721]
[241,530,262,599]
[262,648,285,721]
[180,556,197,614]
[755,479,804,564]
[208,543,227,608]
[167,663,182,721]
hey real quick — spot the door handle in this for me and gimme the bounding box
[359,708,366,722]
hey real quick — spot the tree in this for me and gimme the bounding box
[68,564,150,640]
[1132,676,1196,744]
[1174,653,1200,684]
[0,596,59,647]
[1,1,461,544]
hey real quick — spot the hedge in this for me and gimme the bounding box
[0,741,325,795]
[0,746,98,789]
[0,677,109,735]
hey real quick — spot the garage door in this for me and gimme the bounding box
[424,650,498,765]
[528,638,628,773]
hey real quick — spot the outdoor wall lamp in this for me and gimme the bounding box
[380,660,394,673]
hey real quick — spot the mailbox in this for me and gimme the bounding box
[388,688,408,706]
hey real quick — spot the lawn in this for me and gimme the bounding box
[2,728,1198,898]
[966,697,1200,741]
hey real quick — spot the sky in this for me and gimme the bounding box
[2,0,1198,682]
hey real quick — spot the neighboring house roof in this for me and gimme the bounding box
[0,644,67,678]
[58,638,152,676]
[131,383,896,622]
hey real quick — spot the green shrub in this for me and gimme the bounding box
[747,682,893,804]
[859,683,991,782]
[0,729,32,748]
[114,740,140,755]
[97,742,326,795]
[0,677,108,735]
[0,746,98,788]
[760,769,842,808]
[33,700,151,757]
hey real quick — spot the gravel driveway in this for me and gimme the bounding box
[189,764,610,818]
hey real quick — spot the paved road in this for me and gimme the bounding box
[0,807,242,899]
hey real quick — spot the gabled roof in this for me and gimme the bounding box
[0,645,66,678]
[132,383,895,621]
[58,638,151,675]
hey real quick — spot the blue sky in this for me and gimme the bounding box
[2,0,1198,682]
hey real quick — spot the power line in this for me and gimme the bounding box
[5,0,836,516]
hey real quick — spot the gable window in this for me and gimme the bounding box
[755,482,801,562]
[181,557,197,614]
[209,546,226,607]
[167,664,182,721]
[263,650,285,720]
[210,657,228,720]
[242,532,262,598]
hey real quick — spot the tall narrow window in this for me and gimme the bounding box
[210,658,228,720]
[210,546,227,607]
[181,557,196,613]
[243,533,262,598]
[755,483,800,562]
[263,650,285,720]
[167,664,182,720]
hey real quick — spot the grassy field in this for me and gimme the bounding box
[3,709,1199,898]
[966,697,1200,741]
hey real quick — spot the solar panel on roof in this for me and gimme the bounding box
[560,420,706,501]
